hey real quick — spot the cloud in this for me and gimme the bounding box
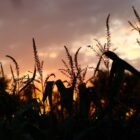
[0,0,140,77]
[1,0,139,45]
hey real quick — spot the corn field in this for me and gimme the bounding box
[0,7,140,140]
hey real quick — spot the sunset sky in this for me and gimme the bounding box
[0,0,140,80]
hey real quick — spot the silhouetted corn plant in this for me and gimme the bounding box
[18,67,36,94]
[128,6,140,45]
[102,51,140,119]
[0,62,10,93]
[78,82,102,119]
[43,81,54,110]
[55,77,76,118]
[86,12,140,124]
[59,46,88,85]
[9,64,17,95]
[6,55,20,94]
[2,62,37,100]
[32,38,56,111]
[32,38,44,93]
[0,62,4,77]
[59,46,89,108]
[78,83,90,118]
[0,76,9,94]
[87,14,114,81]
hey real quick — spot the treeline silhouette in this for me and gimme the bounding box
[0,7,140,140]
